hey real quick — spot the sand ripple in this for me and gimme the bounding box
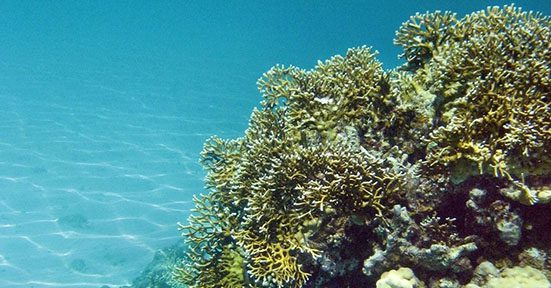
[0,58,250,287]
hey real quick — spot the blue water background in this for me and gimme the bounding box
[0,1,549,287]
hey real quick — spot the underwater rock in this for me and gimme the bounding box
[56,213,91,230]
[518,247,547,271]
[490,201,522,246]
[407,242,477,272]
[363,205,477,279]
[126,240,186,288]
[465,188,493,228]
[486,266,551,288]
[376,267,420,288]
[469,188,487,205]
[466,190,524,247]
[428,277,460,288]
[363,248,388,277]
[468,261,500,286]
[499,185,551,205]
[495,217,522,247]
[467,265,551,288]
[69,258,87,273]
[363,205,414,278]
[538,187,551,204]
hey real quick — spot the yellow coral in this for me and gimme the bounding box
[396,5,551,199]
[238,230,310,288]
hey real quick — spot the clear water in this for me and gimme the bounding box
[0,1,549,287]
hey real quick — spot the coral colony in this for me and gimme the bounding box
[175,6,550,288]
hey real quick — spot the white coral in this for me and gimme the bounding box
[376,267,420,288]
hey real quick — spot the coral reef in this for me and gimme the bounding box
[173,5,550,288]
[176,48,410,287]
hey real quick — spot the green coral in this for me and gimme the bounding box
[176,5,550,288]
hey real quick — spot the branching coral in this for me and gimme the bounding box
[174,137,248,287]
[395,11,459,70]
[176,46,409,287]
[175,5,550,288]
[175,192,242,287]
[233,92,408,286]
[238,230,310,288]
[258,47,396,148]
[395,5,550,204]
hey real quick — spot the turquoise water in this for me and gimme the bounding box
[0,1,549,287]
